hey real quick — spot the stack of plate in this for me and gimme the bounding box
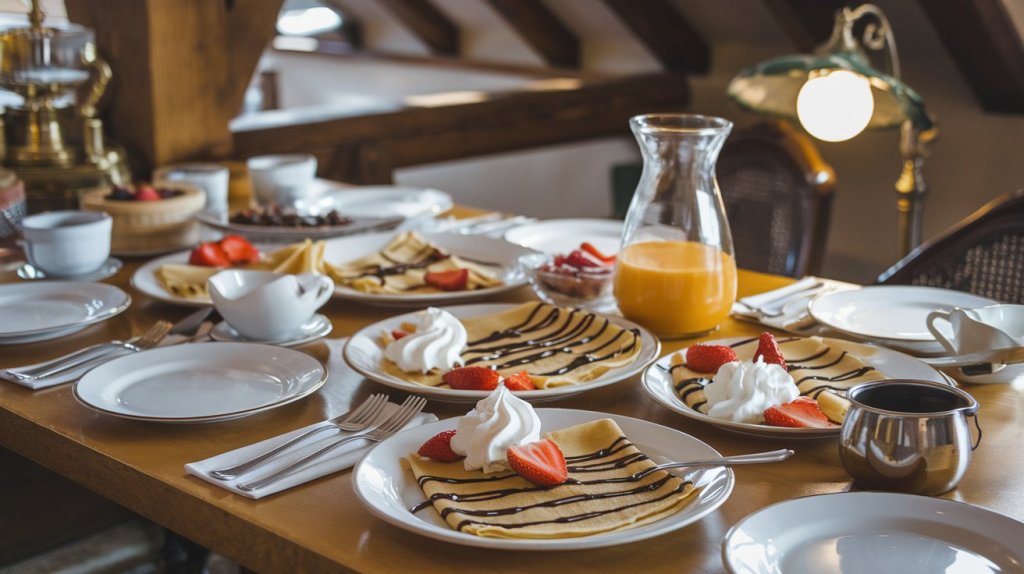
[0,282,131,345]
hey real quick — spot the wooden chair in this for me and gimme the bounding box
[715,121,836,277]
[878,189,1024,303]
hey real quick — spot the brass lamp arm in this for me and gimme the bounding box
[821,3,901,80]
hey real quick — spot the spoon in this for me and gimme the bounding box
[632,448,794,479]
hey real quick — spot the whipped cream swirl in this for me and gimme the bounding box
[704,357,799,423]
[450,384,541,473]
[384,307,467,373]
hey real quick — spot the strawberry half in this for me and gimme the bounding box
[134,185,161,201]
[391,329,408,340]
[417,430,464,462]
[189,242,230,267]
[754,332,788,370]
[503,371,535,391]
[507,439,568,486]
[424,269,469,291]
[764,397,837,428]
[218,235,261,265]
[685,344,738,374]
[442,366,500,390]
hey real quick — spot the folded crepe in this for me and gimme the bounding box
[381,302,643,388]
[324,231,502,294]
[406,419,698,539]
[672,336,885,413]
[155,240,326,299]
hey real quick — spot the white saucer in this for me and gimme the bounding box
[209,314,332,347]
[0,282,131,345]
[16,258,123,282]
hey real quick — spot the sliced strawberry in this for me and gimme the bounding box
[754,332,788,370]
[764,397,837,428]
[507,439,568,487]
[218,235,261,265]
[503,371,535,391]
[391,329,408,340]
[424,269,469,291]
[417,430,464,462]
[134,184,161,201]
[442,366,500,390]
[685,344,738,374]
[581,242,616,264]
[565,250,599,269]
[189,242,230,267]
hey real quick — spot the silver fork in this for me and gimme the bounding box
[210,393,390,480]
[631,449,794,480]
[2,321,173,381]
[236,395,427,492]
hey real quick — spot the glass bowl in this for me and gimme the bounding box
[519,253,617,313]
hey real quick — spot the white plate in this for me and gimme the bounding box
[504,218,623,255]
[353,408,734,551]
[209,313,333,347]
[131,249,213,307]
[723,492,1024,574]
[808,286,997,342]
[642,336,950,438]
[326,232,535,308]
[0,282,131,344]
[318,184,453,219]
[344,303,659,403]
[73,342,327,423]
[16,257,123,282]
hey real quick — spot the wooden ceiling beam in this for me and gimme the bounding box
[376,0,459,57]
[600,0,708,74]
[919,0,1024,113]
[761,0,848,52]
[486,0,579,69]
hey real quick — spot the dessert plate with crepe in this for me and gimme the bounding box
[643,336,952,438]
[353,409,734,550]
[344,302,659,402]
[323,231,534,307]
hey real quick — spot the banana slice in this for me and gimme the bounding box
[817,390,851,424]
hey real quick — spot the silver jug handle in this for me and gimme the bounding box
[970,413,983,451]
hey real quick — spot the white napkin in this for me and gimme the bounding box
[186,402,438,499]
[732,276,859,333]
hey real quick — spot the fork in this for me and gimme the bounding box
[210,393,390,480]
[2,321,173,381]
[236,395,427,492]
[631,449,794,480]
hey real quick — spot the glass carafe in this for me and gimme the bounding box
[614,114,736,339]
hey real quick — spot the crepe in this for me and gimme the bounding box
[324,231,502,294]
[155,240,326,299]
[672,336,885,413]
[406,419,698,539]
[381,302,643,388]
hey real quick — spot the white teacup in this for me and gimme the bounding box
[247,154,317,206]
[208,270,333,341]
[154,163,229,214]
[21,210,111,276]
[926,305,1024,355]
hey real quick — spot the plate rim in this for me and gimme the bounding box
[641,335,951,438]
[721,491,1024,574]
[0,281,132,337]
[209,313,333,346]
[324,185,454,218]
[504,218,623,252]
[342,302,660,402]
[808,286,998,342]
[352,407,735,551]
[72,342,328,423]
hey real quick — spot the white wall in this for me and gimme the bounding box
[270,0,1024,282]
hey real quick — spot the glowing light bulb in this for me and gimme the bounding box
[796,70,875,142]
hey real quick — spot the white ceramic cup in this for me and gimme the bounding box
[247,154,317,206]
[154,163,229,214]
[926,305,1024,355]
[21,210,111,276]
[208,269,333,341]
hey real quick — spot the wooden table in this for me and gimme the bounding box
[1,233,1022,573]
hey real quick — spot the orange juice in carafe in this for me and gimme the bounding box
[614,240,736,337]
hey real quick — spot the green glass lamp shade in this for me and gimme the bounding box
[728,51,935,134]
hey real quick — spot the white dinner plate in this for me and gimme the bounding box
[326,232,535,308]
[74,342,327,423]
[353,408,734,551]
[722,492,1024,574]
[209,313,333,347]
[343,303,659,403]
[318,184,453,219]
[0,282,131,344]
[808,286,997,342]
[642,336,950,438]
[504,218,623,255]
